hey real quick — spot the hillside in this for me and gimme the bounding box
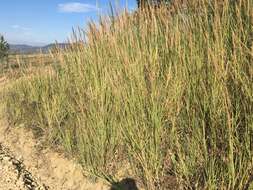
[9,43,69,54]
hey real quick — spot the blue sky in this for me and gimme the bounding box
[0,0,137,46]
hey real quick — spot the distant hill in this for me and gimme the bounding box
[9,43,69,54]
[9,44,38,54]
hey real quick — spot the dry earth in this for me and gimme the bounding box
[0,76,109,190]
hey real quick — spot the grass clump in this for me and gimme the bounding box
[5,0,253,189]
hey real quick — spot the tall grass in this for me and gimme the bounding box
[5,0,253,189]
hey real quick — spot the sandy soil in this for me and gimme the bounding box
[0,124,108,190]
[0,142,48,190]
[0,76,109,190]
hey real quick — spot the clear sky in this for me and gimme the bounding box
[0,0,137,46]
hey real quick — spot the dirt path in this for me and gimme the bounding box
[0,76,108,190]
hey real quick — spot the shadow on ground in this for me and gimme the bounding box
[110,178,139,190]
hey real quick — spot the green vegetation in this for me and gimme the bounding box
[0,35,10,75]
[0,35,9,61]
[4,1,253,189]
